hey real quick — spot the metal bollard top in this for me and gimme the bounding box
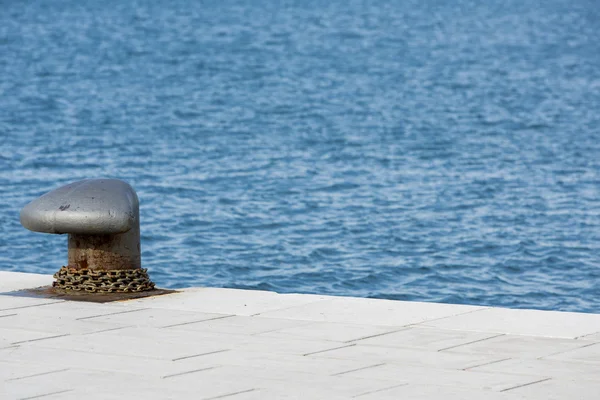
[20,179,139,235]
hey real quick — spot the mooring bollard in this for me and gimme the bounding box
[20,179,155,294]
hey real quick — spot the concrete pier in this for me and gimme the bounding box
[1,271,599,399]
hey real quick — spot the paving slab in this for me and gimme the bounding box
[351,325,500,350]
[257,321,402,343]
[124,287,328,316]
[171,350,378,376]
[0,271,53,293]
[257,296,487,326]
[0,313,130,335]
[0,295,63,312]
[164,314,311,335]
[501,378,600,400]
[420,307,600,339]
[468,357,600,382]
[353,383,518,400]
[311,343,506,370]
[444,334,596,359]
[1,271,600,400]
[336,362,548,392]
[0,298,138,319]
[0,327,69,347]
[0,360,69,382]
[77,307,230,328]
[542,342,600,364]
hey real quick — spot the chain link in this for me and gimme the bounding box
[53,267,155,293]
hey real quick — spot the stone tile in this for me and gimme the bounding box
[505,378,600,399]
[0,295,63,311]
[220,384,348,400]
[353,326,499,350]
[88,324,240,342]
[79,307,229,328]
[337,363,548,392]
[191,388,272,400]
[0,360,68,381]
[126,287,328,316]
[197,365,403,399]
[0,327,68,347]
[421,307,600,339]
[48,370,261,400]
[257,297,485,326]
[0,313,130,335]
[174,349,377,376]
[313,344,505,370]
[9,300,145,319]
[470,358,600,381]
[446,334,594,359]
[0,271,53,293]
[26,327,232,360]
[165,315,310,335]
[543,342,600,364]
[3,380,72,400]
[147,366,265,399]
[69,322,355,358]
[48,387,190,400]
[355,383,515,399]
[257,321,401,343]
[235,332,360,356]
[2,367,217,399]
[0,346,209,378]
[28,323,351,360]
[206,387,349,400]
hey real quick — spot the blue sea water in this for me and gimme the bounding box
[1,0,599,312]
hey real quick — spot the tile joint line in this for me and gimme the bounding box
[539,341,599,359]
[18,389,74,400]
[352,383,409,398]
[172,349,230,362]
[332,362,386,376]
[437,333,505,352]
[81,326,130,335]
[346,327,411,343]
[76,307,150,321]
[463,357,511,371]
[8,368,70,381]
[204,388,257,400]
[1,300,65,312]
[12,334,70,345]
[303,343,356,356]
[161,314,234,328]
[407,306,492,328]
[249,298,330,317]
[575,331,600,340]
[162,366,216,379]
[500,377,552,392]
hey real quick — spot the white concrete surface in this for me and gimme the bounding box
[1,271,599,400]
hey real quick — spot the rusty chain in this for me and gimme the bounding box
[53,267,155,293]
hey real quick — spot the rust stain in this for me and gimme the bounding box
[68,233,141,271]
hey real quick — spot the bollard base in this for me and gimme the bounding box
[15,286,176,303]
